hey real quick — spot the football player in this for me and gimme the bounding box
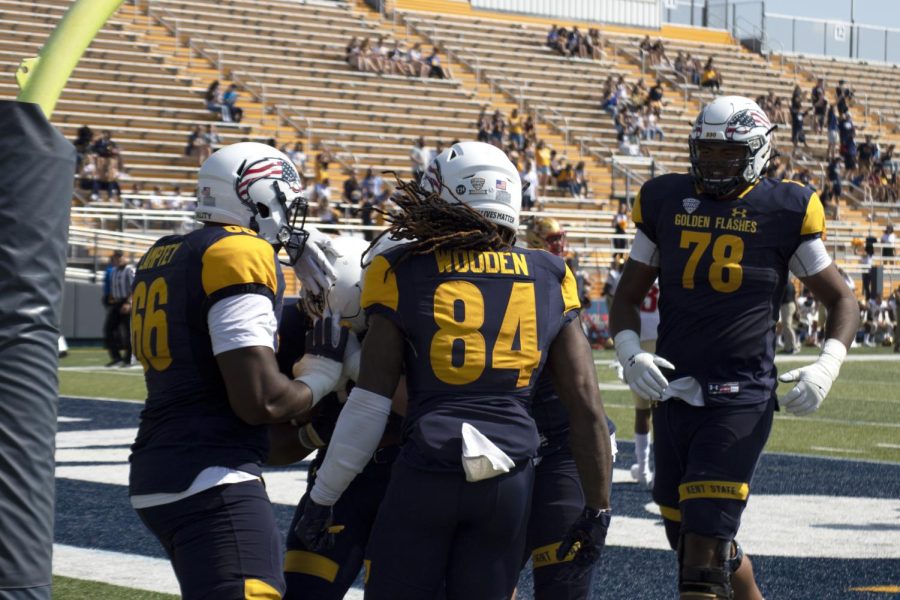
[128,142,354,599]
[295,142,614,600]
[268,235,408,600]
[610,96,859,600]
[523,215,619,599]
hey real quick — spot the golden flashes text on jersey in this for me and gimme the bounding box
[434,249,529,276]
[673,213,758,234]
[138,242,183,270]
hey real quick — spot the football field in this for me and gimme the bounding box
[54,348,900,599]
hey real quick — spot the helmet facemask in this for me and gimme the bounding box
[689,136,767,198]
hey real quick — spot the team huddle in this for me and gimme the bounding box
[127,96,858,600]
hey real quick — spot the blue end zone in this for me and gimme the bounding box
[55,397,900,599]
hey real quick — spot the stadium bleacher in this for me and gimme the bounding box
[0,0,896,293]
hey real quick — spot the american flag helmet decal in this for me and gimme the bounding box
[235,157,302,203]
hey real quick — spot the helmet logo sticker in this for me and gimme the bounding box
[466,176,489,195]
[725,109,771,140]
[200,186,215,206]
[683,197,700,214]
[456,184,467,195]
[235,158,301,203]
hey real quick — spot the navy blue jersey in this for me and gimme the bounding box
[634,174,826,405]
[129,225,284,495]
[362,246,581,470]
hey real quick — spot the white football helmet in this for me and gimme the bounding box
[301,235,369,333]
[689,96,773,198]
[195,142,309,264]
[419,141,522,234]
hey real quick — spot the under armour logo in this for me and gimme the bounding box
[731,207,748,218]
[683,197,700,214]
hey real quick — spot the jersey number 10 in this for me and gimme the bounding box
[430,280,541,388]
[131,277,172,371]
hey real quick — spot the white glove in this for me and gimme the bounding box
[777,339,846,416]
[614,330,675,402]
[293,225,338,295]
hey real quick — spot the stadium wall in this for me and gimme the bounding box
[470,0,660,28]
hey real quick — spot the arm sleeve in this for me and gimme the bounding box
[309,387,393,506]
[201,233,279,306]
[629,229,660,267]
[789,238,832,278]
[207,293,278,356]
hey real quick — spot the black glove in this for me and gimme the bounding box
[304,314,349,362]
[555,507,612,583]
[294,497,335,552]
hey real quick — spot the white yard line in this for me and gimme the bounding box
[810,446,865,454]
[876,443,900,449]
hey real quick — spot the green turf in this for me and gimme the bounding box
[58,346,900,462]
[53,576,177,599]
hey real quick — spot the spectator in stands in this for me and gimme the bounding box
[314,148,332,188]
[573,161,589,198]
[387,40,412,76]
[204,80,231,122]
[700,57,722,93]
[825,103,839,160]
[343,169,361,207]
[185,125,204,162]
[490,109,506,147]
[165,186,185,211]
[199,124,220,162]
[430,140,445,164]
[811,78,827,133]
[858,135,878,173]
[835,80,854,115]
[148,186,166,210]
[523,113,537,146]
[790,89,810,155]
[79,151,100,202]
[74,124,93,171]
[612,202,629,257]
[346,36,360,67]
[92,131,123,201]
[688,53,702,86]
[617,130,643,157]
[639,36,653,65]
[647,81,664,116]
[566,26,585,58]
[508,108,525,150]
[880,144,897,175]
[312,177,332,207]
[557,160,575,196]
[673,51,686,80]
[883,224,896,258]
[361,167,385,203]
[425,47,451,79]
[287,142,307,177]
[357,38,379,73]
[601,80,619,117]
[650,38,670,67]
[546,25,567,56]
[476,104,492,143]
[222,84,243,123]
[770,95,787,126]
[521,159,538,211]
[535,139,551,198]
[839,110,858,174]
[549,149,562,186]
[372,35,390,73]
[409,136,429,181]
[586,28,603,60]
[644,110,664,141]
[825,157,842,218]
[407,42,427,76]
[630,79,649,112]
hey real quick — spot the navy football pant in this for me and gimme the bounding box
[652,397,775,547]
[136,480,284,599]
[524,444,593,600]
[364,458,535,600]
[284,448,396,600]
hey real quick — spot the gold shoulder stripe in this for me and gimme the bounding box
[561,264,581,313]
[679,480,749,502]
[800,192,826,237]
[201,233,277,296]
[632,190,643,225]
[361,254,399,311]
[284,550,339,583]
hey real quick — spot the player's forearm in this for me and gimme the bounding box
[569,402,613,510]
[608,299,641,337]
[823,293,861,348]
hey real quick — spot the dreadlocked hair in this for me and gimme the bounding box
[364,172,512,273]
